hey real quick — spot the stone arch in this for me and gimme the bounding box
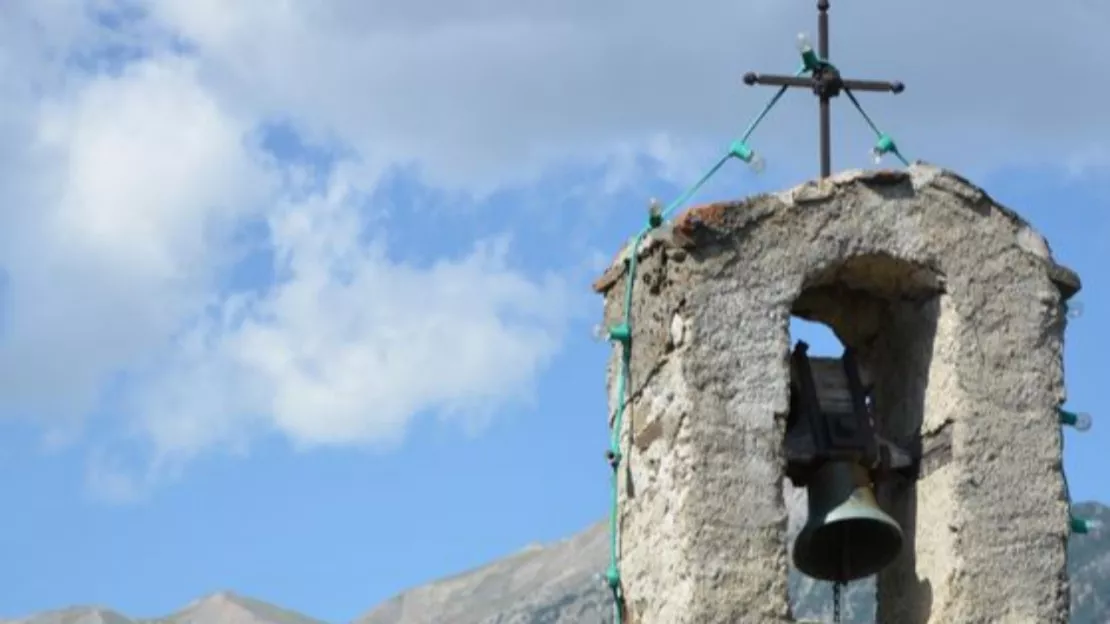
[787,251,943,623]
[594,164,1079,624]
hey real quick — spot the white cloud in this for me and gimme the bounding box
[141,0,1109,187]
[0,53,261,428]
[1,0,1107,497]
[0,3,575,498]
[127,175,570,464]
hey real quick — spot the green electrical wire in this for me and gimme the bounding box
[843,88,911,166]
[601,79,793,623]
[600,55,917,620]
[657,71,805,223]
[809,56,909,167]
[736,67,807,145]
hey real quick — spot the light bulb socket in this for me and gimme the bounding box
[647,199,663,228]
[604,565,621,589]
[729,140,756,163]
[800,49,821,72]
[873,134,896,157]
[1071,515,1100,534]
[606,323,631,344]
[1058,408,1092,431]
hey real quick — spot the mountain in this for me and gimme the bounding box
[358,500,1110,624]
[0,593,325,624]
[1068,502,1110,623]
[355,524,611,624]
[5,503,1107,623]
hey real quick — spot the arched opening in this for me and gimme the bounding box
[787,317,871,621]
[784,253,943,623]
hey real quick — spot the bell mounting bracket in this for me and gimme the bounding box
[784,341,919,487]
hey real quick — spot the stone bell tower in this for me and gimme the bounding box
[593,165,1081,623]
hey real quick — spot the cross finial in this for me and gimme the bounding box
[742,1,905,178]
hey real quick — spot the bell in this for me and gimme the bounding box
[792,460,904,582]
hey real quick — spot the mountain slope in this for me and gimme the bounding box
[152,592,327,624]
[0,593,325,624]
[0,608,135,624]
[1068,502,1110,623]
[4,503,1106,623]
[359,501,1110,624]
[357,524,610,624]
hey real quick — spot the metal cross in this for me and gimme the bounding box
[742,0,904,178]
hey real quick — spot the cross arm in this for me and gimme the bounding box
[742,72,813,88]
[842,78,905,94]
[743,72,904,94]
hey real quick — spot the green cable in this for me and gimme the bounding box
[814,57,909,167]
[602,80,792,621]
[655,70,803,223]
[1059,408,1098,534]
[602,159,731,623]
[604,230,641,623]
[738,67,806,145]
[602,52,919,619]
[659,154,731,221]
[601,62,840,623]
[842,88,881,136]
[843,88,911,167]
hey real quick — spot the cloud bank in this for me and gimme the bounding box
[0,0,1106,498]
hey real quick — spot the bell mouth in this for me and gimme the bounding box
[793,514,904,582]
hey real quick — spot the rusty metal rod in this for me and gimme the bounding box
[743,75,904,94]
[818,0,831,178]
[842,78,904,93]
[739,0,905,179]
[742,73,814,88]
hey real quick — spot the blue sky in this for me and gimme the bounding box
[1,1,1107,622]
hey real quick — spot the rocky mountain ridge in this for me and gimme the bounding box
[0,592,326,624]
[6,502,1107,623]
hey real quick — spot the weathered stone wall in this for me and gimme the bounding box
[593,164,1080,624]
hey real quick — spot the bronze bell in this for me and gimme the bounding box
[792,459,904,582]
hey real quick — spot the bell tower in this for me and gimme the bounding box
[592,165,1082,623]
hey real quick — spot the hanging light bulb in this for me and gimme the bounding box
[748,152,767,174]
[871,134,896,165]
[592,324,609,342]
[796,32,813,54]
[796,32,820,70]
[1059,408,1093,432]
[1071,516,1103,534]
[647,197,663,227]
[1074,412,1093,432]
